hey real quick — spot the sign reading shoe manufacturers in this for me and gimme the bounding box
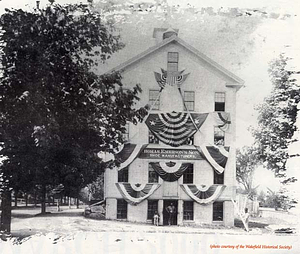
[139,147,204,160]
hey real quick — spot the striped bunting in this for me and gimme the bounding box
[196,145,230,174]
[145,112,208,147]
[181,184,226,204]
[154,69,189,88]
[115,143,147,170]
[115,183,161,205]
[210,112,231,132]
[150,162,192,182]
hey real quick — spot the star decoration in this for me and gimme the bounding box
[150,120,155,126]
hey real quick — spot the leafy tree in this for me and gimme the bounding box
[264,187,297,211]
[0,4,147,233]
[252,54,300,181]
[236,146,260,200]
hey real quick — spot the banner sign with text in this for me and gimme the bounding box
[139,148,204,160]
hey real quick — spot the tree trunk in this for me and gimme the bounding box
[76,197,79,209]
[41,185,46,214]
[25,194,28,207]
[0,190,12,233]
[14,189,18,208]
[34,189,37,208]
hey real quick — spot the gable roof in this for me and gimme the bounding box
[107,35,245,89]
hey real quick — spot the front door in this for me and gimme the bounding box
[163,200,178,225]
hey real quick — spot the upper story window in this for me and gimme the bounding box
[149,89,160,110]
[167,52,179,72]
[182,136,194,145]
[214,127,225,146]
[214,171,224,184]
[183,91,195,111]
[183,164,194,184]
[148,163,159,183]
[215,92,225,111]
[122,123,129,143]
[118,167,128,182]
[149,130,159,144]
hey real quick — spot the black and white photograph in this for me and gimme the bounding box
[0,0,299,253]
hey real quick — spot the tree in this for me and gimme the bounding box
[252,54,300,181]
[264,187,297,211]
[0,4,147,233]
[236,146,260,200]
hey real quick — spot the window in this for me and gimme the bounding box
[215,92,225,111]
[214,127,225,146]
[214,171,224,184]
[118,167,128,182]
[149,90,160,110]
[122,123,129,142]
[213,202,223,221]
[147,200,158,220]
[183,201,194,220]
[149,130,159,144]
[182,136,194,145]
[148,163,159,183]
[184,91,195,111]
[117,199,127,219]
[167,52,179,72]
[183,164,193,184]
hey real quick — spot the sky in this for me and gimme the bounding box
[0,0,300,193]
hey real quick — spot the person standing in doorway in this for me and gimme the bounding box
[166,203,176,225]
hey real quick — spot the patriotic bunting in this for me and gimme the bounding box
[145,112,208,147]
[196,145,230,174]
[154,69,189,88]
[150,162,192,182]
[181,184,226,204]
[211,112,231,132]
[115,143,147,170]
[115,183,161,205]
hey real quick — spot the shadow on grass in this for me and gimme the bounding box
[234,219,269,229]
[34,211,83,217]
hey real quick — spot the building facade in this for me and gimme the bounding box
[104,28,244,226]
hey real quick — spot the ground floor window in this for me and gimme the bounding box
[117,199,127,219]
[183,201,194,220]
[147,200,158,220]
[213,202,223,221]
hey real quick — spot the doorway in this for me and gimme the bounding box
[163,200,178,225]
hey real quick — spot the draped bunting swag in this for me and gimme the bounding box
[211,112,231,132]
[180,184,226,204]
[150,162,192,182]
[154,69,189,88]
[115,143,229,174]
[115,143,147,170]
[115,183,161,205]
[196,146,229,174]
[145,112,208,147]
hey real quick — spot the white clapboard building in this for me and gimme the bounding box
[103,28,244,226]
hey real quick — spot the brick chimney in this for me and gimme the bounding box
[152,28,179,44]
